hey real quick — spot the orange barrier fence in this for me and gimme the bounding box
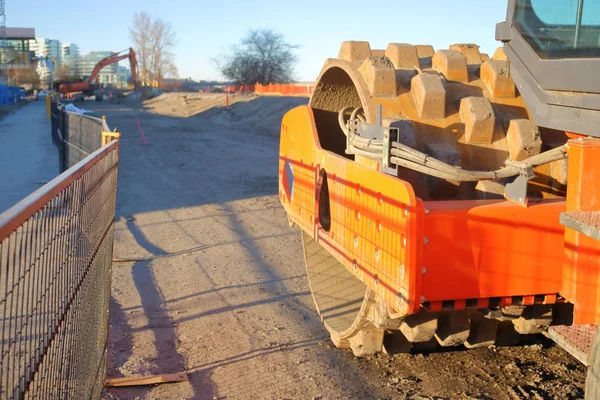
[225,85,255,94]
[254,83,315,96]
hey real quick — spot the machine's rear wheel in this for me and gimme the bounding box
[301,232,384,356]
[299,40,573,357]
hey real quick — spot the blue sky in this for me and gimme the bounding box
[7,0,508,81]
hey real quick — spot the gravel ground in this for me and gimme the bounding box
[78,94,587,400]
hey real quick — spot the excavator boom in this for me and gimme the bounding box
[59,47,139,96]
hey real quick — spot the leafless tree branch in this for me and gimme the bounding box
[130,12,178,85]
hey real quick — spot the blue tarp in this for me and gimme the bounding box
[0,85,22,105]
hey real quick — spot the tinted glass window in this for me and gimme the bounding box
[514,0,600,58]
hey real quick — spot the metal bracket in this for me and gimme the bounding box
[345,104,399,175]
[503,160,534,206]
[102,131,121,146]
[495,21,512,42]
[346,104,387,148]
[360,104,385,141]
[381,127,399,174]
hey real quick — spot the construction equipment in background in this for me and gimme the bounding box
[278,0,600,398]
[59,47,138,101]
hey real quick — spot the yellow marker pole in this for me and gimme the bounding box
[46,95,51,120]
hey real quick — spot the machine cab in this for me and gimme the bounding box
[496,0,600,135]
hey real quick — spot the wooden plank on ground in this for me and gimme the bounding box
[104,373,189,387]
[112,257,151,262]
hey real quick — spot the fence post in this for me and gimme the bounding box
[46,95,52,120]
[102,115,122,146]
[102,131,121,146]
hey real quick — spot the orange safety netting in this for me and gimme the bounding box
[254,83,315,96]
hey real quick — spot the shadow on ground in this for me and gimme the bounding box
[100,95,389,399]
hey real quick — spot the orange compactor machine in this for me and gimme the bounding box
[278,0,600,397]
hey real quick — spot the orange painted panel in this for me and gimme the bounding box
[279,106,422,315]
[563,139,600,325]
[421,199,565,302]
[279,105,572,317]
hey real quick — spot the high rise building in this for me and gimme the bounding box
[79,51,115,79]
[30,37,61,89]
[61,43,80,77]
[0,28,35,85]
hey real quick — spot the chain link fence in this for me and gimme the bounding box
[0,132,120,398]
[51,100,117,172]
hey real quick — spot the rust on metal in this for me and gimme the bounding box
[561,210,600,241]
[547,325,597,366]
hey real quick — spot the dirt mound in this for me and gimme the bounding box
[141,92,257,118]
[120,91,143,108]
[208,96,308,135]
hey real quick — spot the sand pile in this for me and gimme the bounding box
[142,92,256,118]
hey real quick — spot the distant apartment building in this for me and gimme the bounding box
[30,38,62,88]
[117,65,132,88]
[79,51,115,77]
[61,43,80,77]
[0,27,36,85]
[79,51,130,89]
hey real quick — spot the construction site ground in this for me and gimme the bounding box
[65,93,586,399]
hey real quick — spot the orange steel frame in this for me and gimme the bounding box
[279,105,600,325]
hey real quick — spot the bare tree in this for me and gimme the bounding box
[129,12,178,85]
[55,65,72,82]
[129,12,152,84]
[217,29,298,85]
[10,66,41,90]
[150,18,178,82]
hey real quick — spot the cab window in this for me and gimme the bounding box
[514,0,600,58]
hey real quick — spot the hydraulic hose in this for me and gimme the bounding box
[337,106,569,182]
[390,144,567,182]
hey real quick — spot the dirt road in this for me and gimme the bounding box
[92,94,585,399]
[0,101,59,213]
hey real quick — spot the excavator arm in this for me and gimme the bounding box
[86,50,129,85]
[59,48,139,95]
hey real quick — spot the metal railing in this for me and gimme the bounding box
[51,100,119,172]
[0,139,120,399]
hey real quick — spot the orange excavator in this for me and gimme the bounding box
[59,47,138,101]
